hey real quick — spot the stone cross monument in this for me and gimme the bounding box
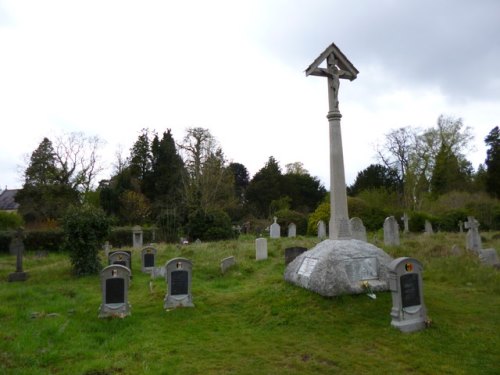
[305,43,359,240]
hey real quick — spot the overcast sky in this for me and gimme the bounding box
[1,0,499,191]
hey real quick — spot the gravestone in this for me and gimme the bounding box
[387,257,427,333]
[270,217,280,239]
[285,239,393,296]
[401,213,410,233]
[255,238,268,261]
[424,220,433,235]
[285,247,307,265]
[164,258,194,309]
[132,225,143,248]
[478,249,500,268]
[103,241,111,257]
[288,223,297,238]
[384,216,400,246]
[98,264,131,318]
[141,246,157,273]
[317,220,327,239]
[465,216,481,252]
[8,228,28,282]
[349,217,367,242]
[458,220,464,233]
[108,251,131,271]
[220,256,236,273]
[151,266,165,279]
[451,244,462,256]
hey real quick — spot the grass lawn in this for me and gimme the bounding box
[0,233,499,374]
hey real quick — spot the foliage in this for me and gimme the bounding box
[186,208,235,241]
[434,209,468,232]
[430,144,472,195]
[246,156,283,217]
[348,164,400,196]
[118,190,151,225]
[0,211,23,230]
[274,208,308,235]
[348,196,388,231]
[408,211,436,233]
[62,204,110,276]
[307,200,330,235]
[281,172,326,213]
[484,126,500,198]
[24,229,64,252]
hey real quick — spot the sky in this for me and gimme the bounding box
[1,0,499,191]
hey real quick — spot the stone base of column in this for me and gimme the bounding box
[8,272,28,282]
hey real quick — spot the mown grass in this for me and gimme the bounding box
[0,233,499,374]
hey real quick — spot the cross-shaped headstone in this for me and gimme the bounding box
[401,213,410,233]
[8,228,28,282]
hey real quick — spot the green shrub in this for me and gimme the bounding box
[409,211,437,233]
[187,209,235,241]
[0,211,23,230]
[274,208,308,235]
[24,229,64,251]
[307,201,330,235]
[62,204,111,276]
[435,209,468,232]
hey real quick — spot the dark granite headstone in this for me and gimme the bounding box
[99,264,131,318]
[164,257,194,309]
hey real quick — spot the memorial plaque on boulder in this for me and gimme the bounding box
[387,257,427,332]
[99,264,131,318]
[164,258,194,309]
[141,246,157,273]
[284,247,307,265]
[108,251,131,271]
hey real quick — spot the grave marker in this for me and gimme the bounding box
[132,225,143,248]
[220,256,236,273]
[270,217,281,239]
[284,247,307,265]
[349,217,367,242]
[98,264,131,318]
[255,238,268,261]
[464,216,481,252]
[8,228,28,282]
[317,220,327,239]
[384,216,400,246]
[108,251,132,271]
[141,246,157,273]
[387,257,427,332]
[424,220,433,235]
[164,258,194,309]
[401,213,410,233]
[287,223,297,238]
[478,248,500,268]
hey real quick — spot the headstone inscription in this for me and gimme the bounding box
[317,220,327,239]
[220,256,236,274]
[284,247,307,265]
[270,217,281,239]
[8,228,28,282]
[288,223,297,238]
[98,264,131,318]
[255,238,268,261]
[349,217,367,242]
[108,251,132,275]
[132,225,143,249]
[164,258,194,309]
[387,257,427,332]
[141,246,157,273]
[464,216,482,252]
[384,216,400,246]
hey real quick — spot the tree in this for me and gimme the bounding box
[228,162,250,201]
[484,126,500,198]
[281,172,326,213]
[129,128,153,183]
[348,164,400,196]
[430,144,472,195]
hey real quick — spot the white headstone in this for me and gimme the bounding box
[464,216,481,252]
[270,217,281,238]
[287,222,297,238]
[401,213,410,233]
[424,220,433,235]
[255,238,268,261]
[317,220,327,239]
[349,217,367,242]
[384,216,400,246]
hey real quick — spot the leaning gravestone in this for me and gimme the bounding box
[220,256,236,274]
[164,258,194,309]
[255,238,268,261]
[98,264,131,318]
[465,216,482,252]
[270,217,281,239]
[384,216,400,246]
[349,217,367,242]
[132,225,143,249]
[8,228,28,282]
[478,248,500,268]
[141,246,157,273]
[317,220,327,239]
[108,251,131,271]
[288,223,297,238]
[285,247,307,265]
[387,257,427,332]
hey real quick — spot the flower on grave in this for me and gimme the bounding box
[361,280,376,299]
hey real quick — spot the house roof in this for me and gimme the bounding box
[0,189,20,211]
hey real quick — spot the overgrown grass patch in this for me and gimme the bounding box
[1,234,499,374]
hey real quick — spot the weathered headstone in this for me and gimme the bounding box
[98,264,131,318]
[349,217,367,242]
[424,220,433,235]
[255,238,268,261]
[451,244,462,256]
[132,225,143,248]
[458,220,464,233]
[164,258,194,309]
[270,217,281,239]
[287,223,297,238]
[285,239,393,296]
[8,228,28,282]
[284,247,307,265]
[317,220,327,239]
[384,216,400,246]
[141,246,157,273]
[387,257,427,333]
[465,216,482,252]
[220,256,236,273]
[108,251,131,271]
[401,213,410,233]
[478,248,500,268]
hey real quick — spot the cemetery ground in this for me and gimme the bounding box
[1,233,499,375]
